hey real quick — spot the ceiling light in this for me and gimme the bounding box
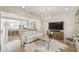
[65,8,68,11]
[22,6,25,8]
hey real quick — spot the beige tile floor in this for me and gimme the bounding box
[23,37,76,52]
[8,35,76,52]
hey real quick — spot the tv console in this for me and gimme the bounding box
[50,30,64,40]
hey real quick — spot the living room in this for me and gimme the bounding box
[0,6,79,52]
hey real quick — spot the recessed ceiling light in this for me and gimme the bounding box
[22,6,25,8]
[65,8,68,11]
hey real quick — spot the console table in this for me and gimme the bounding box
[48,30,64,40]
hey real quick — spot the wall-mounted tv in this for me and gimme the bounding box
[49,22,63,30]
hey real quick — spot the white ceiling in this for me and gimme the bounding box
[22,6,79,15]
[0,6,79,19]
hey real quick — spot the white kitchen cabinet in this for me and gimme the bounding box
[2,19,20,30]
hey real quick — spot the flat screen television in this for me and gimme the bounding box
[49,22,63,30]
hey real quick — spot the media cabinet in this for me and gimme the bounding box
[50,30,64,40]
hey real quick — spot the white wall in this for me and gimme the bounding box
[54,13,75,38]
[41,13,75,38]
[0,19,1,50]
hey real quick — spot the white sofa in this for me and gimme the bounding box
[21,31,43,43]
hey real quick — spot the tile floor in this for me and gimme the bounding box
[24,38,74,52]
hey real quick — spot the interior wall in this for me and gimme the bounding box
[54,13,75,38]
[42,13,75,38]
[0,16,1,50]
